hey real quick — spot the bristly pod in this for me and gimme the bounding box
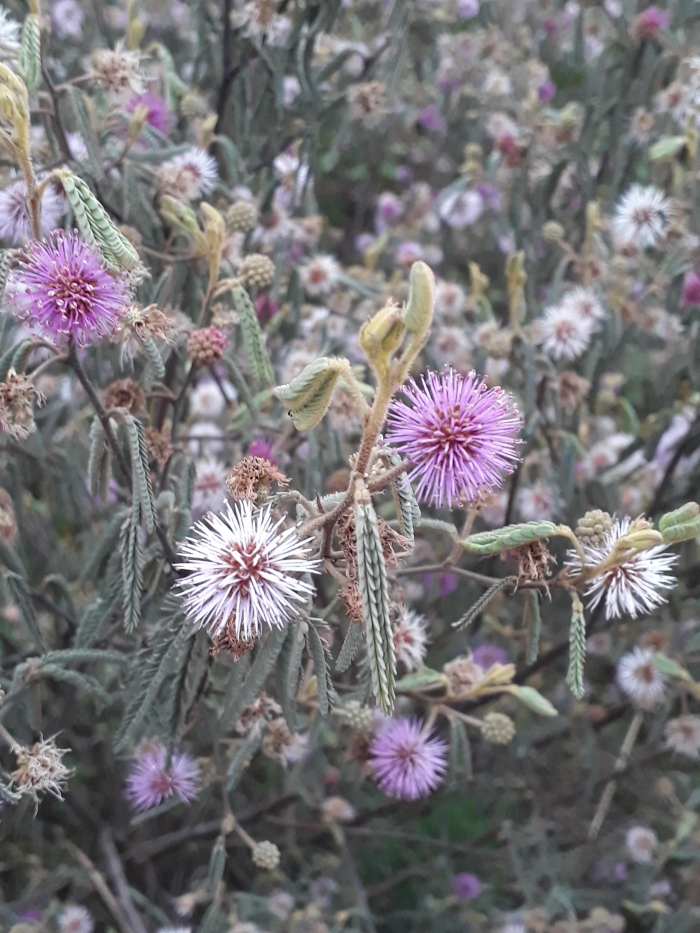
[659,502,700,544]
[274,357,346,431]
[18,15,41,93]
[232,284,274,387]
[565,591,586,699]
[461,521,558,555]
[354,480,396,714]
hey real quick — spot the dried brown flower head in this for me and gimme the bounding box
[211,614,258,662]
[558,370,591,411]
[236,693,282,734]
[507,539,553,583]
[0,369,45,440]
[103,378,146,415]
[225,456,289,503]
[144,425,174,470]
[443,656,485,696]
[10,737,72,801]
[347,81,386,123]
[90,46,144,100]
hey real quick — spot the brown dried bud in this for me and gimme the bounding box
[0,369,45,440]
[227,200,258,233]
[0,488,17,546]
[187,326,229,366]
[103,378,145,415]
[507,539,553,583]
[144,425,174,470]
[239,253,275,290]
[226,456,288,502]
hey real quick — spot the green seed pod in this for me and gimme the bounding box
[275,357,345,432]
[461,521,558,555]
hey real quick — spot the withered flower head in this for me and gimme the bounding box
[225,456,289,502]
[10,736,72,802]
[145,425,174,470]
[506,539,554,584]
[211,613,259,662]
[0,368,45,440]
[103,377,145,415]
[90,46,145,100]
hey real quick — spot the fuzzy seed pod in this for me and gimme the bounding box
[480,712,516,745]
[227,200,258,233]
[251,840,281,870]
[187,326,229,366]
[575,509,613,548]
[239,253,275,290]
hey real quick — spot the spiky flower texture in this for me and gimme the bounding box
[126,744,199,811]
[567,517,677,620]
[177,500,318,638]
[9,231,129,346]
[369,717,447,800]
[386,369,521,508]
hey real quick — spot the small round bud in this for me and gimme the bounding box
[252,840,281,870]
[480,712,516,745]
[227,200,258,233]
[575,509,613,548]
[542,220,565,243]
[321,796,356,823]
[180,92,207,119]
[187,326,229,366]
[240,253,275,290]
[340,700,374,732]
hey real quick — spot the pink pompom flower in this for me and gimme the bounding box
[386,369,522,508]
[8,231,130,346]
[125,744,200,811]
[369,717,447,801]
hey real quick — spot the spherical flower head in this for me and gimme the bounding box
[417,105,445,134]
[126,92,172,134]
[612,184,672,249]
[252,840,281,870]
[559,286,606,328]
[0,179,65,244]
[10,737,71,801]
[453,872,482,901]
[248,436,278,464]
[8,231,130,346]
[664,714,700,759]
[125,744,199,811]
[192,458,229,516]
[392,609,430,672]
[682,271,700,306]
[51,0,85,38]
[187,326,229,366]
[369,717,447,800]
[625,825,657,863]
[566,517,677,620]
[472,643,508,671]
[540,304,594,361]
[300,254,340,297]
[631,5,668,40]
[58,904,94,933]
[386,369,522,508]
[538,80,556,102]
[617,647,667,709]
[176,500,319,639]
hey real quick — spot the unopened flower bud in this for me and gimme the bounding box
[252,840,281,870]
[239,253,275,290]
[542,220,565,243]
[480,712,516,745]
[227,200,258,233]
[187,326,229,366]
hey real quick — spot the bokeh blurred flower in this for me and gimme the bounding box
[0,179,64,243]
[617,648,667,709]
[453,872,482,900]
[392,609,430,671]
[625,825,657,863]
[612,184,672,248]
[664,715,700,758]
[126,744,199,811]
[58,905,94,933]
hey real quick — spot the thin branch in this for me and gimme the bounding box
[99,829,149,933]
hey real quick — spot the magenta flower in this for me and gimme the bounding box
[8,231,129,346]
[386,369,522,508]
[453,872,482,901]
[417,105,446,134]
[632,5,668,39]
[472,643,508,671]
[126,744,199,811]
[538,80,556,102]
[683,271,700,306]
[369,718,447,800]
[248,437,278,464]
[126,92,172,134]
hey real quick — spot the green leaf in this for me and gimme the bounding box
[395,667,446,692]
[509,685,558,717]
[274,357,345,432]
[565,593,586,699]
[232,285,274,386]
[649,136,687,162]
[18,15,41,92]
[452,577,514,631]
[336,622,364,673]
[461,522,558,555]
[652,653,692,682]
